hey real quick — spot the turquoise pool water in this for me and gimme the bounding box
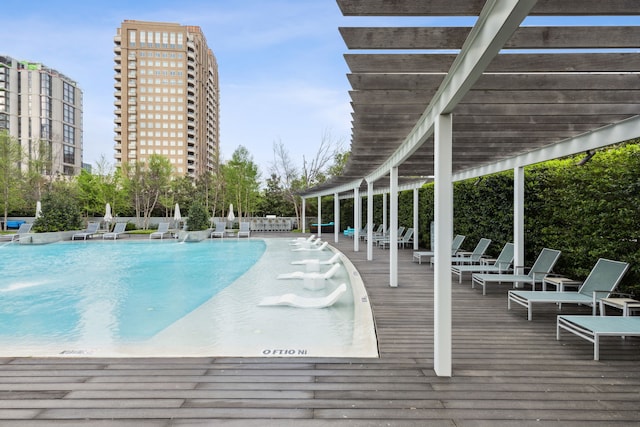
[0,240,265,343]
[0,238,378,358]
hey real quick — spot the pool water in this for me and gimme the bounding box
[0,240,265,343]
[0,238,378,358]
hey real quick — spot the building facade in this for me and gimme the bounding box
[114,20,220,178]
[0,55,83,176]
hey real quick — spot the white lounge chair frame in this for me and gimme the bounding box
[237,222,251,238]
[557,315,640,360]
[72,222,100,240]
[150,222,171,239]
[451,242,514,283]
[102,222,127,239]
[258,283,347,309]
[508,258,629,320]
[472,248,561,295]
[0,222,33,242]
[413,234,465,264]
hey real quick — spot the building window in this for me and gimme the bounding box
[63,124,75,144]
[63,145,75,164]
[63,104,74,124]
[129,30,136,47]
[63,82,74,103]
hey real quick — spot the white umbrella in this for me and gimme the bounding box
[174,203,182,221]
[35,201,42,219]
[104,203,113,223]
[227,204,235,224]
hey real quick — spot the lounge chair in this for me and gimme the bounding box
[292,241,329,252]
[258,283,347,308]
[451,242,514,283]
[434,237,491,267]
[102,222,127,240]
[413,234,465,264]
[472,247,561,295]
[237,222,250,238]
[72,222,100,240]
[290,234,316,245]
[509,258,629,320]
[277,263,341,280]
[374,226,404,247]
[291,253,341,266]
[0,222,32,242]
[149,222,171,239]
[210,221,226,238]
[557,315,640,360]
[380,228,414,249]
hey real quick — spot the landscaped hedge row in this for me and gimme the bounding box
[420,142,640,295]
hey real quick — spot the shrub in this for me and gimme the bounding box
[186,201,209,231]
[32,186,83,232]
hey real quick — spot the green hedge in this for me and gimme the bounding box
[413,142,639,295]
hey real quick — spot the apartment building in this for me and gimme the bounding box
[114,20,220,178]
[0,55,83,176]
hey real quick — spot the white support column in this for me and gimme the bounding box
[390,166,398,288]
[334,192,340,243]
[301,198,306,233]
[353,187,360,251]
[317,196,322,238]
[382,193,388,235]
[367,181,374,260]
[413,188,420,250]
[514,166,525,280]
[434,113,453,377]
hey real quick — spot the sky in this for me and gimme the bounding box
[5,1,634,179]
[2,0,365,177]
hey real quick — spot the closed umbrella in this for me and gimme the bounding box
[104,203,113,223]
[35,201,42,219]
[174,203,182,229]
[227,204,235,227]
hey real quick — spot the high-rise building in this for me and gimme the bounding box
[114,20,220,178]
[0,55,83,176]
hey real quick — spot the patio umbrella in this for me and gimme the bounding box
[227,204,235,226]
[174,203,182,229]
[104,203,113,223]
[35,201,42,219]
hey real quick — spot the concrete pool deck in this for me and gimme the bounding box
[1,232,640,425]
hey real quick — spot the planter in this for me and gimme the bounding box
[176,229,211,242]
[19,230,79,244]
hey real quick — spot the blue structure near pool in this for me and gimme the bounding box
[309,222,334,233]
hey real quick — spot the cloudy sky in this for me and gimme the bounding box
[2,0,377,176]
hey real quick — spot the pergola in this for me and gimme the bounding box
[301,0,640,376]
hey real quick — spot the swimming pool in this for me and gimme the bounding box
[0,238,378,358]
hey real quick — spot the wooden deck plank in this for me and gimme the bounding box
[0,233,639,424]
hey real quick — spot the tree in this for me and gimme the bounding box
[271,129,345,228]
[123,154,173,229]
[32,182,83,232]
[186,201,209,231]
[259,173,293,217]
[222,146,260,220]
[0,130,23,230]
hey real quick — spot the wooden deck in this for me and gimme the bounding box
[1,233,639,425]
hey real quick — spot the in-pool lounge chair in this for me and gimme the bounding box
[291,253,341,266]
[472,247,561,295]
[557,315,640,360]
[210,221,226,238]
[290,234,315,245]
[258,283,347,308]
[292,241,329,252]
[102,222,127,240]
[149,222,171,239]
[237,222,250,238]
[0,222,32,242]
[413,234,465,264]
[277,263,341,280]
[72,222,100,240]
[451,242,514,283]
[509,258,629,320]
